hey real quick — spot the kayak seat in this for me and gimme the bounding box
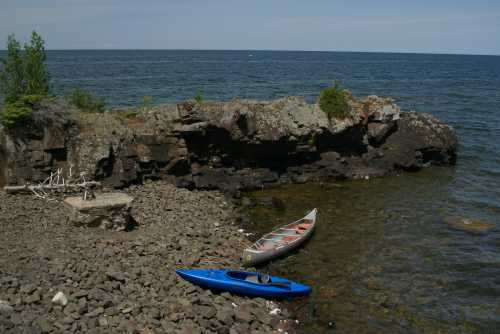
[282,235,299,242]
[245,275,260,283]
[245,274,271,284]
[260,275,271,284]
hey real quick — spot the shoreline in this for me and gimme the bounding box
[0,95,457,194]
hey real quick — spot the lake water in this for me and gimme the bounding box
[3,50,500,333]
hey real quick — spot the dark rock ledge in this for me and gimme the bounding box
[0,94,457,195]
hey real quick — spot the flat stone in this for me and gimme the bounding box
[25,292,41,304]
[64,193,133,210]
[121,307,133,314]
[86,307,104,317]
[20,284,37,294]
[64,193,135,231]
[106,270,126,283]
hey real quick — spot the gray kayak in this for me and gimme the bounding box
[242,208,317,267]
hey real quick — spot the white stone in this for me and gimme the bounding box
[51,291,68,306]
[0,300,13,313]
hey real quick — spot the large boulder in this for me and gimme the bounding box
[380,112,458,170]
[64,192,135,231]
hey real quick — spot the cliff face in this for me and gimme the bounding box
[0,94,458,194]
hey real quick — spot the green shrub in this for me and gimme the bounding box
[319,82,349,120]
[66,88,106,113]
[0,94,47,128]
[20,94,44,107]
[194,89,204,105]
[141,96,153,111]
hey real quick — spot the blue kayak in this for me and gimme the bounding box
[176,269,311,298]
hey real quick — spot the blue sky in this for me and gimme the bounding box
[1,0,499,54]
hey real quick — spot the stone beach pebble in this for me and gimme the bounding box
[0,181,292,333]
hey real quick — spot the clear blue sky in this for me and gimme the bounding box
[1,0,499,54]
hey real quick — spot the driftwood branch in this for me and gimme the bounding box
[3,166,101,201]
[4,182,101,194]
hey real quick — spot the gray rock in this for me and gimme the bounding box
[216,308,234,326]
[105,270,127,283]
[37,318,52,333]
[64,193,135,231]
[86,307,104,317]
[0,300,13,314]
[367,122,393,144]
[20,284,37,294]
[51,291,68,306]
[25,292,41,304]
[198,305,217,319]
[234,306,253,323]
[98,316,109,327]
[121,307,133,314]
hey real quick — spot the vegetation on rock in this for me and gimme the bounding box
[141,95,153,112]
[0,31,51,127]
[0,95,44,128]
[195,89,204,105]
[319,82,350,120]
[65,88,106,113]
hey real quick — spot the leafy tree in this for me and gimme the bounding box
[0,31,51,127]
[318,81,350,120]
[24,31,50,96]
[0,34,26,103]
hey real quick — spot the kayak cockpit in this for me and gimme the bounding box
[226,271,273,285]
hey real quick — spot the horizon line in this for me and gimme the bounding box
[0,48,499,57]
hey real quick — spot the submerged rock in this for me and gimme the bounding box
[444,216,495,234]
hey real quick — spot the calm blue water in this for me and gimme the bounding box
[42,50,500,227]
[3,50,500,332]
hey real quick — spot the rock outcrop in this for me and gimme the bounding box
[0,94,458,195]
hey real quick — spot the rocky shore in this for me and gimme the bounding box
[0,94,457,195]
[0,181,293,334]
[0,94,458,333]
